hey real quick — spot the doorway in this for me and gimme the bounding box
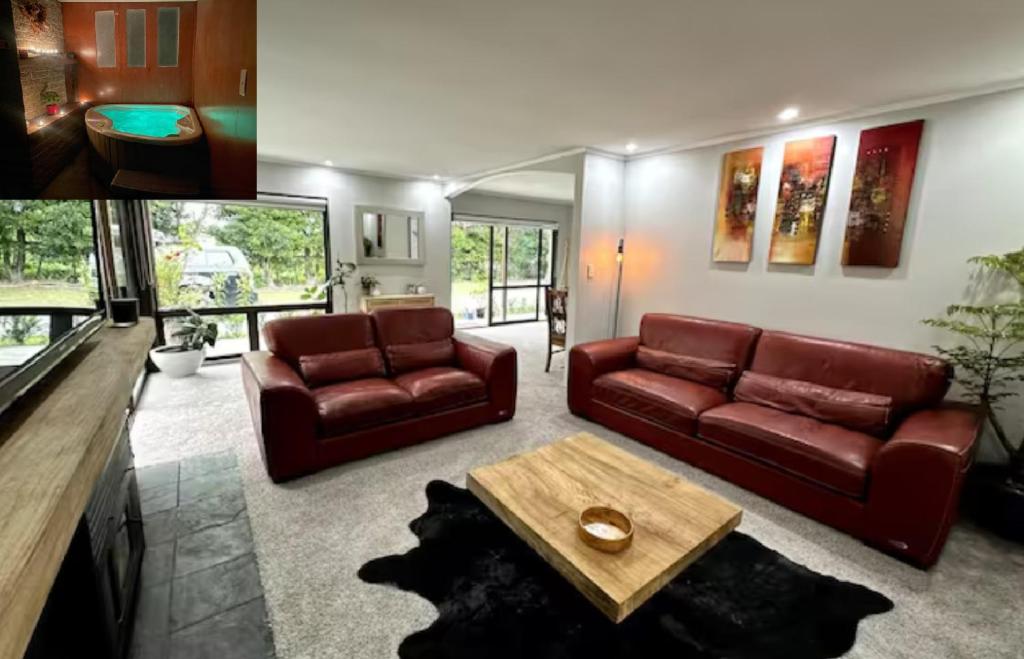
[451,220,556,329]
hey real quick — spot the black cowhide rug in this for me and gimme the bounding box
[358,480,893,659]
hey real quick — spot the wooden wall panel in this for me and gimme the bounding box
[61,2,195,105]
[193,0,256,199]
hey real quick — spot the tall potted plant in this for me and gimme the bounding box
[149,310,219,378]
[924,247,1024,540]
[303,259,357,311]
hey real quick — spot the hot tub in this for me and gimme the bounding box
[85,104,206,188]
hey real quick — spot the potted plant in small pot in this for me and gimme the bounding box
[924,247,1024,542]
[150,310,219,378]
[360,274,380,297]
[40,86,61,116]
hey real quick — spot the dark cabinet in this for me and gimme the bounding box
[25,421,145,659]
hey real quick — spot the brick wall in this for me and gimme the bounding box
[11,0,67,120]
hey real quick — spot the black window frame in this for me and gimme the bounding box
[153,193,332,361]
[450,212,557,327]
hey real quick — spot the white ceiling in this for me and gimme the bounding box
[258,0,1024,180]
[467,172,576,203]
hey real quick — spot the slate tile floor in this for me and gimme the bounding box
[131,451,276,659]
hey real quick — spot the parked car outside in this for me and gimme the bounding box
[180,246,258,306]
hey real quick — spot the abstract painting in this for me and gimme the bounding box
[712,147,764,262]
[768,136,837,265]
[842,120,925,267]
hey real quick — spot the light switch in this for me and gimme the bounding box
[239,69,248,96]
[587,264,595,280]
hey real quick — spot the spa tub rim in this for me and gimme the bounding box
[85,103,204,146]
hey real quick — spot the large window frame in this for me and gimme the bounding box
[452,212,557,327]
[152,193,332,361]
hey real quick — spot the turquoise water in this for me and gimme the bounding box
[95,105,187,138]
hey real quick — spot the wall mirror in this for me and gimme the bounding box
[355,205,425,265]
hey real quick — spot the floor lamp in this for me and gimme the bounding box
[612,238,624,337]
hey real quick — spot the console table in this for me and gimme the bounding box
[0,320,155,659]
[359,293,435,313]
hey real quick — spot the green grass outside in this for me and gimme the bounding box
[0,282,94,307]
[452,279,487,297]
[255,286,309,305]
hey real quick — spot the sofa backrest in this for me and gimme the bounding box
[748,330,951,416]
[263,313,385,387]
[371,307,455,375]
[637,313,761,388]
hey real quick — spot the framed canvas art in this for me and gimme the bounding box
[712,146,764,262]
[842,120,925,267]
[768,136,837,265]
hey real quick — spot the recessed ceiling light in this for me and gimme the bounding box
[625,142,638,153]
[777,107,800,121]
[432,174,441,181]
[324,159,333,167]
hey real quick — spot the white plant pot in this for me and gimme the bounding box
[150,346,206,378]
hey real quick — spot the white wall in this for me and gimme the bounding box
[568,152,626,346]
[258,161,451,311]
[620,88,1024,349]
[618,88,1024,455]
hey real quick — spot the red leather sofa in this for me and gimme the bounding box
[569,313,981,567]
[242,307,517,482]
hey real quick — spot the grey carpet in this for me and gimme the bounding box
[132,322,1024,659]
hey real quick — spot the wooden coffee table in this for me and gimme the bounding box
[467,432,742,622]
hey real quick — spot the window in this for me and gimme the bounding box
[451,218,556,328]
[152,199,330,359]
[157,7,179,67]
[0,201,101,366]
[95,11,116,68]
[126,9,146,68]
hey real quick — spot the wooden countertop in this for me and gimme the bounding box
[0,319,155,659]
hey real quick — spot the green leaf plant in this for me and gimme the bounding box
[302,259,358,311]
[169,310,219,351]
[923,247,1024,485]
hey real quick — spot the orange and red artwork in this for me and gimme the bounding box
[712,147,763,262]
[768,136,836,265]
[842,120,924,267]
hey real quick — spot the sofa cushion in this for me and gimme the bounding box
[372,307,456,375]
[395,367,487,413]
[639,313,761,385]
[313,378,414,436]
[749,330,951,416]
[385,339,456,375]
[734,371,893,436]
[298,347,386,387]
[635,346,735,390]
[264,313,376,370]
[698,402,882,497]
[593,368,728,435]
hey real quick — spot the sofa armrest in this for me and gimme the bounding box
[241,352,319,482]
[865,404,983,566]
[454,334,517,420]
[568,337,639,417]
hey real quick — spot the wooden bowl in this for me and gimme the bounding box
[578,506,634,553]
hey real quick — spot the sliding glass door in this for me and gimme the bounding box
[451,219,556,328]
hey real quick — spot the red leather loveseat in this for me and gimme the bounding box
[242,307,517,482]
[569,313,981,567]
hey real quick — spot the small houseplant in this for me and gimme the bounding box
[40,87,60,116]
[360,274,380,296]
[303,259,358,311]
[149,310,219,378]
[924,247,1024,540]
